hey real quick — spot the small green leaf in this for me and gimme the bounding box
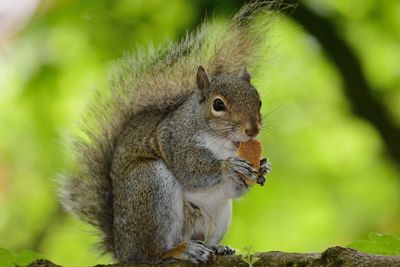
[250,255,261,265]
[0,247,44,267]
[347,233,400,256]
[0,247,16,267]
[14,249,44,266]
[241,246,261,267]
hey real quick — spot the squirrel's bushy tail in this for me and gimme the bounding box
[58,0,283,255]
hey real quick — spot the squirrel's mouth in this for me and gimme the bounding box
[233,141,240,148]
[230,133,254,144]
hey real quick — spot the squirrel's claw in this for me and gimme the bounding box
[223,157,257,185]
[214,245,236,256]
[257,176,266,186]
[257,158,271,186]
[259,157,271,175]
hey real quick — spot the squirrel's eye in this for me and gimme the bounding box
[259,100,262,107]
[213,98,226,112]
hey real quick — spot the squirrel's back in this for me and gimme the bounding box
[58,0,281,255]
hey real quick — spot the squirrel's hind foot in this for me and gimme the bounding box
[163,241,215,264]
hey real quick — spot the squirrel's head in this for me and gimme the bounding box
[197,65,262,142]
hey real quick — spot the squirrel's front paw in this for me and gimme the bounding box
[257,157,271,186]
[222,157,257,185]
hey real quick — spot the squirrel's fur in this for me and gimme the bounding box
[59,0,281,262]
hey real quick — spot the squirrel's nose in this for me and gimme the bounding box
[245,121,260,137]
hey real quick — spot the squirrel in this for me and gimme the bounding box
[59,1,276,264]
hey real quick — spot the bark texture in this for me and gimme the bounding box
[28,246,400,267]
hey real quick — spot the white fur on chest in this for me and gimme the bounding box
[187,132,238,244]
[196,132,237,160]
[185,184,229,207]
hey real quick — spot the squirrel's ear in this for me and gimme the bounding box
[197,65,210,91]
[239,67,251,83]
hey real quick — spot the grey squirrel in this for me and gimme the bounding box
[59,1,276,264]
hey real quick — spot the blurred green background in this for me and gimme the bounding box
[1,0,400,266]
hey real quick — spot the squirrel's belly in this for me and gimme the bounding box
[184,186,232,244]
[196,132,237,160]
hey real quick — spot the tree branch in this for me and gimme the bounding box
[27,247,400,267]
[283,2,400,167]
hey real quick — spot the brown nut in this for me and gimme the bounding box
[237,139,262,185]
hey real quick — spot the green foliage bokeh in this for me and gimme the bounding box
[0,0,399,265]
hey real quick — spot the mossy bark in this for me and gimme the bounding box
[28,246,400,267]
